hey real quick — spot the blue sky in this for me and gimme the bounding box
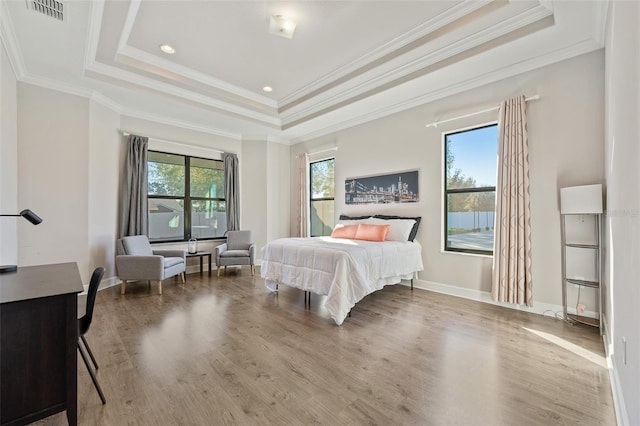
[446,124,498,187]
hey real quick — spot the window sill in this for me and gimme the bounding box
[150,237,226,245]
[440,249,493,259]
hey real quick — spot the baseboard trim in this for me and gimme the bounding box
[608,357,629,426]
[402,278,565,317]
[82,276,122,294]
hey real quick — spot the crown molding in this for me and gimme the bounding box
[84,59,281,127]
[115,44,278,109]
[116,0,276,109]
[20,73,95,99]
[278,0,495,107]
[121,108,242,140]
[592,0,609,46]
[117,0,141,55]
[0,0,25,79]
[281,3,554,128]
[291,37,601,143]
[83,0,104,72]
[90,92,124,114]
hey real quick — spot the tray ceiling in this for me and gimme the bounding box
[2,0,607,142]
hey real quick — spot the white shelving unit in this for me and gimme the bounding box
[560,184,603,333]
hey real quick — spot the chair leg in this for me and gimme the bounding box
[78,342,106,404]
[80,335,99,371]
[217,265,221,277]
[180,272,185,283]
[158,280,162,295]
[120,280,127,295]
[251,265,255,276]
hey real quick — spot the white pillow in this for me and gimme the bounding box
[365,217,415,242]
[334,217,372,230]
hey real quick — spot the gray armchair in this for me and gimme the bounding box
[116,235,186,295]
[215,230,255,277]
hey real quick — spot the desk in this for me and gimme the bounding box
[0,263,83,426]
[186,251,212,275]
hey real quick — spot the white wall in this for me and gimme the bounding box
[88,99,121,279]
[292,50,605,312]
[13,84,251,281]
[241,139,291,260]
[0,42,18,266]
[241,140,268,257]
[266,141,291,243]
[17,84,91,280]
[604,2,640,424]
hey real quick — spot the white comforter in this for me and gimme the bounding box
[261,237,423,325]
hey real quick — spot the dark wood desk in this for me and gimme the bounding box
[0,262,83,426]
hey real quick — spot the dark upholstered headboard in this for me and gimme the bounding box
[339,214,421,241]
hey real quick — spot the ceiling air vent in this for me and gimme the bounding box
[27,0,64,21]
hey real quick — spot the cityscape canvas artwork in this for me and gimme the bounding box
[345,170,419,205]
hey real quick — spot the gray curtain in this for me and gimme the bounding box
[119,135,148,238]
[223,152,239,231]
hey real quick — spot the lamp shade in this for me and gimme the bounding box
[560,184,603,214]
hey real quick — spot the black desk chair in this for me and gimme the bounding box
[78,267,106,404]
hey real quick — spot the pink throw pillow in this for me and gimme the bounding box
[354,224,390,242]
[331,224,359,239]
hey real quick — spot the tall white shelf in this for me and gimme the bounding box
[560,185,603,332]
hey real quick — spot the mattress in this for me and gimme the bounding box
[261,236,423,325]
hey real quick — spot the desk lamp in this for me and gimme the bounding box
[0,209,43,273]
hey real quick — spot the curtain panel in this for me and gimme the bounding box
[118,135,149,238]
[297,153,310,237]
[223,152,240,232]
[492,95,533,307]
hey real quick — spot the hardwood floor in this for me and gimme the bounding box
[39,270,615,425]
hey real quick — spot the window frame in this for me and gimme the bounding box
[147,150,226,243]
[309,157,335,237]
[443,123,497,256]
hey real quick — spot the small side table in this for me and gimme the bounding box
[186,251,212,276]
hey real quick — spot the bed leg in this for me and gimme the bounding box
[348,311,351,318]
[304,291,311,308]
[411,278,414,291]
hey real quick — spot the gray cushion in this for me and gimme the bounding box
[163,257,184,268]
[220,249,250,258]
[121,235,153,256]
[227,231,252,250]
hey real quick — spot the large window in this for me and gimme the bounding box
[148,151,226,242]
[310,158,335,237]
[444,124,498,255]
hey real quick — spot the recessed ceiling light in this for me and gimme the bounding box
[263,86,273,93]
[269,15,296,39]
[159,44,176,54]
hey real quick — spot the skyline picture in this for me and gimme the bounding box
[345,170,419,205]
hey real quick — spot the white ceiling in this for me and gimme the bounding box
[1,0,607,143]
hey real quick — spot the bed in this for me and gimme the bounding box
[260,215,423,325]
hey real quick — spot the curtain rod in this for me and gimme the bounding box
[121,131,226,154]
[425,95,540,129]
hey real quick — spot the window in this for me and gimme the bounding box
[444,124,498,255]
[310,158,335,236]
[148,151,225,242]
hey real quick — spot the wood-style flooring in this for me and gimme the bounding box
[38,269,615,425]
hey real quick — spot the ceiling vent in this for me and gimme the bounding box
[27,0,64,21]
